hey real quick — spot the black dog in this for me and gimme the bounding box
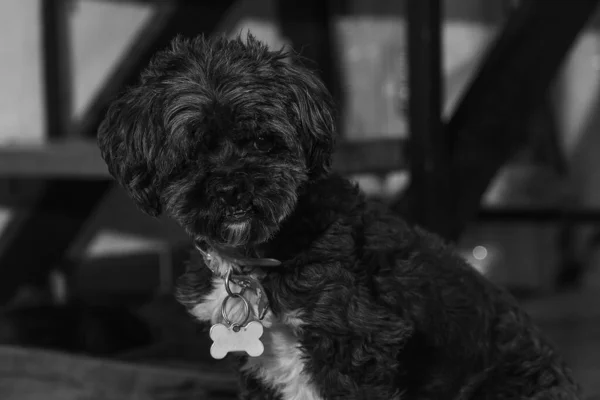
[98,34,579,399]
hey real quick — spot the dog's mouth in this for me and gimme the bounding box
[224,206,254,222]
[216,205,278,247]
[196,190,295,248]
[217,205,256,246]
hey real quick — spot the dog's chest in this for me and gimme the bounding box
[242,323,322,400]
[191,279,322,400]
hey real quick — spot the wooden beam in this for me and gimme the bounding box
[0,141,108,180]
[0,138,407,180]
[73,3,175,138]
[276,0,346,114]
[444,0,599,241]
[75,0,236,137]
[333,139,407,175]
[402,0,451,237]
[477,208,600,223]
[0,0,80,304]
[41,0,73,138]
[0,1,237,305]
[0,180,113,304]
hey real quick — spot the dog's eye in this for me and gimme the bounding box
[252,136,274,152]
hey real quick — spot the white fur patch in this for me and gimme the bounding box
[190,274,322,400]
[242,317,322,400]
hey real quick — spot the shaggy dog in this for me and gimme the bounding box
[97,34,579,399]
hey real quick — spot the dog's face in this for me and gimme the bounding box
[98,35,336,247]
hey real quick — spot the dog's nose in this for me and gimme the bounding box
[220,188,250,208]
[217,180,253,209]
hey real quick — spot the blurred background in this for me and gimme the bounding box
[0,0,599,398]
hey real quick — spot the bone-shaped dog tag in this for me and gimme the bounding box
[230,275,270,320]
[209,321,265,359]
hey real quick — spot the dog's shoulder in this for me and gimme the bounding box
[359,197,475,275]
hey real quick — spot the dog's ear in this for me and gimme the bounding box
[97,86,163,217]
[283,61,337,179]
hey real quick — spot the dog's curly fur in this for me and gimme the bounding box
[98,34,580,399]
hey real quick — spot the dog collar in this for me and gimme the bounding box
[194,240,281,276]
[195,240,275,326]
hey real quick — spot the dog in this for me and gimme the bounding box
[97,34,580,399]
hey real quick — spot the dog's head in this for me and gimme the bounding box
[98,34,336,248]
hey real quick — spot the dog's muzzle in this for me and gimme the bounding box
[213,177,254,212]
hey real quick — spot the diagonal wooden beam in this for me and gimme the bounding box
[0,180,113,304]
[0,1,236,305]
[444,0,600,241]
[76,0,236,138]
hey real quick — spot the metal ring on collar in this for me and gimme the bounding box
[224,269,243,296]
[221,293,250,331]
